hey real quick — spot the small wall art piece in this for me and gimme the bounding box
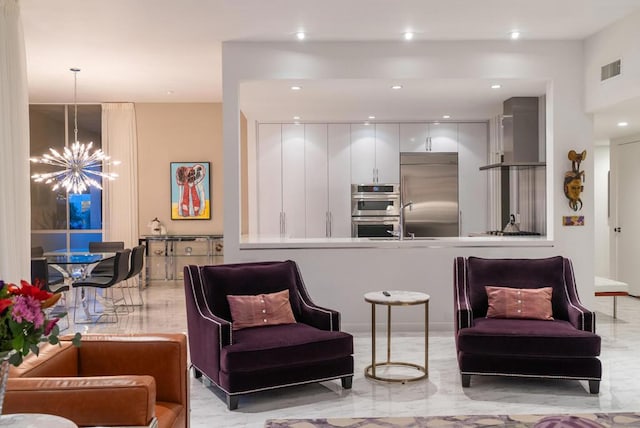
[170,162,211,220]
[564,150,586,211]
[563,215,585,226]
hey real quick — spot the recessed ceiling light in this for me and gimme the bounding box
[491,84,502,89]
[391,85,403,90]
[433,122,441,125]
[293,116,301,120]
[296,31,306,40]
[290,85,302,91]
[510,31,521,40]
[368,115,376,119]
[166,90,174,95]
[618,121,629,127]
[403,32,414,41]
[442,115,451,119]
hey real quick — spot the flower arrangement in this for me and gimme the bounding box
[0,279,80,366]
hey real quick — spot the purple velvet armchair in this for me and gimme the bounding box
[454,256,601,393]
[184,260,354,410]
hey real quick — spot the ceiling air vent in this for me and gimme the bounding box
[601,59,621,81]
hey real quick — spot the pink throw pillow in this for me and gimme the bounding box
[227,289,296,331]
[485,286,553,320]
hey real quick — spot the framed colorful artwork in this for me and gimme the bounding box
[170,162,211,220]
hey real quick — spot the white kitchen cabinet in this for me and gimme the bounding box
[400,123,458,152]
[305,124,329,238]
[350,124,376,184]
[258,123,352,239]
[375,123,400,184]
[327,124,352,237]
[257,123,283,237]
[351,123,399,184]
[306,124,352,238]
[282,124,306,238]
[458,122,489,236]
[256,123,306,238]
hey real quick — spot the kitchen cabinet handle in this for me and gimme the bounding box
[329,212,333,236]
[279,212,284,236]
[325,212,330,237]
[425,137,428,152]
[282,212,286,236]
[428,137,432,151]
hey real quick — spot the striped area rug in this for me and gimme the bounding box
[265,412,640,427]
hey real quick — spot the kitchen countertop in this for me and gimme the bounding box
[240,235,553,250]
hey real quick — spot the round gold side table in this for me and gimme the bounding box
[364,290,429,383]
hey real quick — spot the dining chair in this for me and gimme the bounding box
[31,246,66,287]
[72,249,131,324]
[31,257,70,330]
[121,245,146,307]
[88,241,125,277]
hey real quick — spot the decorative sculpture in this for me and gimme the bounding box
[564,150,586,211]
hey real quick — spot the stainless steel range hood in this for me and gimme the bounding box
[480,96,546,170]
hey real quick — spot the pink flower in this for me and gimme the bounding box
[44,318,60,335]
[11,295,45,329]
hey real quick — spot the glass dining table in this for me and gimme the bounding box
[45,252,115,279]
[44,252,116,322]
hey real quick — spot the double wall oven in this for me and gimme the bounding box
[351,184,400,238]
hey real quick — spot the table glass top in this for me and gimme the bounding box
[44,253,114,265]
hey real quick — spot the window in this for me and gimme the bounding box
[30,104,103,252]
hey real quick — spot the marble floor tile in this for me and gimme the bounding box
[72,281,640,428]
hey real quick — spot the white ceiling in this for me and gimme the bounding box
[19,0,640,140]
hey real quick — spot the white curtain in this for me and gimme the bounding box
[102,103,139,249]
[0,0,30,283]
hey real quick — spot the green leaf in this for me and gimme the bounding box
[72,332,82,347]
[30,344,39,356]
[48,335,59,345]
[52,324,60,336]
[8,352,22,366]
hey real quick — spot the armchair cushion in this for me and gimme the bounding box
[221,323,353,373]
[485,286,553,320]
[227,289,296,330]
[458,317,601,358]
[5,375,155,427]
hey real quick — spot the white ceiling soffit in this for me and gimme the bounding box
[240,79,548,122]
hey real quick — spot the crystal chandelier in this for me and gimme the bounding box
[30,68,118,194]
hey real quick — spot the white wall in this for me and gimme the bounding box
[594,145,610,277]
[585,9,640,112]
[222,41,594,332]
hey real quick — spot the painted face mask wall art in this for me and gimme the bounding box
[564,150,586,211]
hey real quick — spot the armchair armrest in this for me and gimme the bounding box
[5,376,155,427]
[297,297,341,331]
[184,265,232,385]
[563,259,596,332]
[61,333,187,407]
[454,257,474,331]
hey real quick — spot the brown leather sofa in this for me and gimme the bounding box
[3,333,189,428]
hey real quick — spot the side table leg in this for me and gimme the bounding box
[371,303,376,378]
[425,301,429,376]
[387,305,391,363]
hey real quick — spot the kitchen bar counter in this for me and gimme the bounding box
[240,236,553,250]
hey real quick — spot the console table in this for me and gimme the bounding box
[139,234,223,284]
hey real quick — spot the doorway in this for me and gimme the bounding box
[614,139,640,296]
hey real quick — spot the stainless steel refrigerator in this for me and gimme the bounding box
[400,152,459,237]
